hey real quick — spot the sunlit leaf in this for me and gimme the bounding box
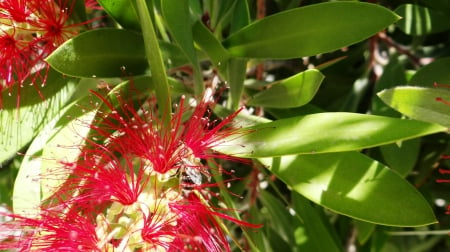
[0,69,77,164]
[223,2,400,59]
[248,69,324,108]
[216,112,447,158]
[259,152,437,226]
[46,29,148,78]
[97,0,141,30]
[377,86,450,128]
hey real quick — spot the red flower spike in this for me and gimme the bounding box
[89,88,246,175]
[30,0,80,51]
[182,89,246,161]
[0,32,33,87]
[0,210,101,251]
[1,87,260,250]
[168,194,231,252]
[0,0,94,108]
[57,147,152,208]
[0,0,33,22]
[141,197,180,251]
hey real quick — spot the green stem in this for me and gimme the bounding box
[136,0,171,127]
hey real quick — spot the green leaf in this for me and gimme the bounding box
[248,69,325,108]
[354,220,376,245]
[395,4,450,35]
[192,20,230,76]
[259,152,437,226]
[226,58,247,110]
[222,2,400,59]
[97,0,141,30]
[46,28,148,78]
[216,112,447,158]
[68,0,87,23]
[259,190,298,246]
[161,0,203,94]
[229,0,250,34]
[380,139,420,177]
[292,193,341,252]
[136,0,172,124]
[13,133,43,217]
[39,111,96,201]
[0,69,78,164]
[371,57,405,117]
[409,57,450,86]
[377,86,450,128]
[159,40,190,69]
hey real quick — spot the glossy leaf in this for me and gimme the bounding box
[377,86,450,128]
[259,152,437,226]
[222,2,400,59]
[159,42,190,68]
[409,57,450,86]
[39,111,96,201]
[229,0,250,34]
[395,4,450,35]
[248,69,325,108]
[226,58,247,110]
[162,0,203,93]
[0,70,77,164]
[354,220,376,244]
[192,20,230,75]
[215,112,447,158]
[259,190,298,246]
[12,132,44,217]
[292,193,341,252]
[97,0,141,30]
[371,57,405,117]
[380,139,420,177]
[46,29,148,78]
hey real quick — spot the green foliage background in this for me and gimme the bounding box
[1,0,450,251]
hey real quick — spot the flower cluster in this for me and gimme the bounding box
[0,88,260,251]
[0,0,94,106]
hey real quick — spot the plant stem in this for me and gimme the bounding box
[136,0,171,127]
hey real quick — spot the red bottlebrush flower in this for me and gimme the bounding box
[0,0,33,22]
[90,88,245,175]
[141,193,230,252]
[168,194,231,252]
[30,0,85,51]
[0,32,36,88]
[0,0,94,107]
[2,88,260,250]
[56,147,154,208]
[0,210,101,251]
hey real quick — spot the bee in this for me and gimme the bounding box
[178,155,213,196]
[173,142,210,196]
[180,165,203,192]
